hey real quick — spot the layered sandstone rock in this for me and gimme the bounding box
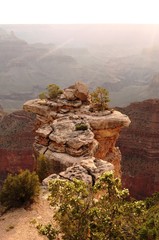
[0,110,35,185]
[117,99,159,199]
[42,157,114,186]
[24,83,130,182]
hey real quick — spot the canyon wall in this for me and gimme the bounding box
[0,110,35,184]
[117,99,159,199]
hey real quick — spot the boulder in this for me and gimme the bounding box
[80,157,114,181]
[59,164,92,184]
[36,124,52,138]
[49,118,96,157]
[42,157,114,186]
[63,88,77,101]
[74,81,89,101]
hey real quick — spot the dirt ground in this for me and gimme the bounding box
[0,188,55,240]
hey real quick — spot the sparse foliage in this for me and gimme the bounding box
[37,223,58,240]
[44,172,145,240]
[138,193,159,239]
[0,170,40,208]
[39,92,47,100]
[36,154,50,182]
[75,123,88,131]
[39,84,63,100]
[47,84,63,99]
[91,87,110,111]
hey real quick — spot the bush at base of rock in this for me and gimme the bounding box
[37,154,50,182]
[0,170,40,208]
[39,172,146,240]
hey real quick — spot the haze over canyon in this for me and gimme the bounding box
[0,24,159,112]
[0,24,159,199]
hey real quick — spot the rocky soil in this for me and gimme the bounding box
[0,188,54,240]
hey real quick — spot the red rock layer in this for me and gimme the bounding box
[93,127,121,177]
[0,110,35,184]
[117,99,159,199]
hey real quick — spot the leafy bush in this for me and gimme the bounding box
[138,193,159,239]
[37,223,58,240]
[39,92,47,100]
[0,170,40,208]
[39,84,63,100]
[36,154,50,182]
[91,87,110,111]
[75,123,88,131]
[47,84,63,99]
[46,172,145,240]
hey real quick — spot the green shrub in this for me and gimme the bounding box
[37,223,58,240]
[39,84,63,100]
[139,194,159,240]
[47,84,63,99]
[145,192,159,208]
[91,87,110,111]
[37,154,50,182]
[46,172,145,240]
[39,92,47,100]
[75,123,88,131]
[0,170,40,208]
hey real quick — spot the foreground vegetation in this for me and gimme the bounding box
[37,172,159,240]
[0,170,159,239]
[0,170,40,208]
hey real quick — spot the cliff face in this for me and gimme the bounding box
[0,110,35,184]
[23,83,130,182]
[117,99,159,199]
[0,104,5,121]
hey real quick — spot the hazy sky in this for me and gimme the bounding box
[0,0,159,24]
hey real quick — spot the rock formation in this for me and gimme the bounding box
[42,157,114,187]
[23,82,130,183]
[117,99,159,199]
[0,110,35,185]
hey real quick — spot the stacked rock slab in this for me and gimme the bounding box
[23,82,130,183]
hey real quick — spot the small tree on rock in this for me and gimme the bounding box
[47,84,63,100]
[91,87,110,111]
[39,84,63,100]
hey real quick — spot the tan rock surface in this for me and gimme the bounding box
[42,157,114,186]
[23,83,130,181]
[74,81,89,101]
